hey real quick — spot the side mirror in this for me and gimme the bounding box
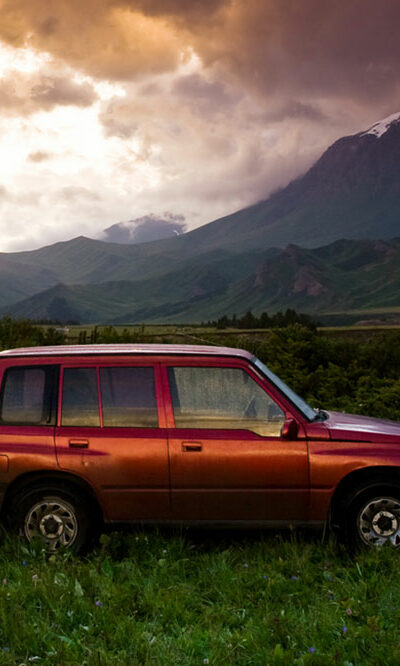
[281,418,298,440]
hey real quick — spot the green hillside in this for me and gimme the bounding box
[4,239,400,323]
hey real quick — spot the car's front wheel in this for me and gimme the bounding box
[346,486,400,549]
[11,484,91,553]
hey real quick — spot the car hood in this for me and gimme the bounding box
[323,410,400,442]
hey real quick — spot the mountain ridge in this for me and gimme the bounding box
[3,238,400,324]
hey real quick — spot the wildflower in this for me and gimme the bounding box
[244,563,249,568]
[95,600,103,607]
[203,660,210,665]
[22,561,27,567]
[32,574,39,586]
[162,549,167,554]
[308,647,315,653]
[343,626,347,633]
[290,575,299,581]
[3,647,9,651]
[346,608,352,616]
[2,579,6,586]
[263,575,268,579]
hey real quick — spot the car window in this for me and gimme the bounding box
[0,365,57,425]
[62,368,100,427]
[168,366,285,436]
[100,366,158,427]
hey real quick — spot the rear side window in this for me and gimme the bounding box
[62,368,100,427]
[61,366,158,427]
[0,365,58,426]
[100,367,158,427]
[168,366,285,436]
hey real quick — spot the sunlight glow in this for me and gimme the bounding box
[0,43,51,74]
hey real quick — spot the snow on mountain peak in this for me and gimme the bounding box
[361,111,400,138]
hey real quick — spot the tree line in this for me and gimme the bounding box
[204,308,318,330]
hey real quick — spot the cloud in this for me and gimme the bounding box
[0,185,9,199]
[55,186,102,203]
[0,184,41,207]
[27,151,53,162]
[0,0,399,112]
[263,100,328,124]
[0,69,97,116]
[31,75,96,108]
[0,0,187,81]
[101,212,186,243]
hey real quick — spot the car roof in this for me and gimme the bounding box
[0,343,254,361]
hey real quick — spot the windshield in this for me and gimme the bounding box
[254,358,316,421]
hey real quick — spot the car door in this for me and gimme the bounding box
[55,361,170,521]
[0,364,59,479]
[163,360,309,523]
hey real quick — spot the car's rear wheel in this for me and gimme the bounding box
[345,486,400,549]
[11,484,91,553]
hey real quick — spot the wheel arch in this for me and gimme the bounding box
[1,470,104,524]
[330,465,400,530]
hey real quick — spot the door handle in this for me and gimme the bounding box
[182,442,202,452]
[68,439,89,448]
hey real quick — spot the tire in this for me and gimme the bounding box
[345,485,400,550]
[10,483,91,553]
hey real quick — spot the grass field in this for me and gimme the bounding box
[0,528,399,665]
[39,322,400,346]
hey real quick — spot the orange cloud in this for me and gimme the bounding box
[0,0,188,80]
[0,0,399,109]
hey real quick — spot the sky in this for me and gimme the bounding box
[0,0,399,251]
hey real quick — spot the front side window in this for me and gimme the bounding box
[0,365,57,425]
[168,366,285,436]
[62,368,100,427]
[100,367,158,427]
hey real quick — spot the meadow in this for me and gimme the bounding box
[1,530,400,665]
[1,317,400,664]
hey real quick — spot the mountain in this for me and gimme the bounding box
[179,111,400,253]
[1,111,400,321]
[4,239,400,323]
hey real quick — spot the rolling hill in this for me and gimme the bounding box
[4,239,400,323]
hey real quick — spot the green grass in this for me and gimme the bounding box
[0,528,399,665]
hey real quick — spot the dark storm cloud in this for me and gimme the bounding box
[264,100,328,124]
[0,0,399,111]
[172,73,240,111]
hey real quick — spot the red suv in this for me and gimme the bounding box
[0,343,400,551]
